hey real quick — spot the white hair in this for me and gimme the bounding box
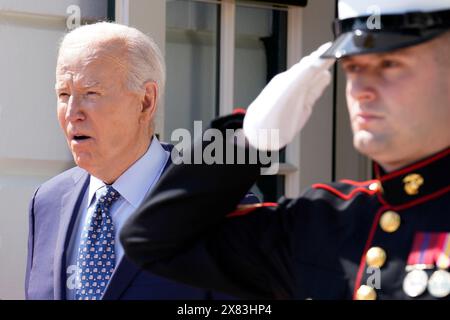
[58,22,166,105]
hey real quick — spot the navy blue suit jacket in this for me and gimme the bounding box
[25,143,252,300]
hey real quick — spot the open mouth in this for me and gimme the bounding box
[73,135,91,141]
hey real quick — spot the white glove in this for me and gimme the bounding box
[243,42,336,151]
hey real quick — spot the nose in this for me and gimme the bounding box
[347,76,377,104]
[65,94,86,122]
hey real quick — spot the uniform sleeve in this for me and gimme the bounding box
[121,180,300,299]
[120,114,299,299]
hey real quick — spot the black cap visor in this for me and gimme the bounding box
[321,28,448,59]
[321,9,450,59]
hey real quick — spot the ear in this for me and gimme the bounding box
[140,81,158,123]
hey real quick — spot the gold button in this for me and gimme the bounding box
[379,210,401,233]
[356,285,377,300]
[366,247,387,268]
[403,173,424,195]
[368,181,381,192]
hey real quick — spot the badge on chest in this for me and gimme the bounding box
[403,232,450,298]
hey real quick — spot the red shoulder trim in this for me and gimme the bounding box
[232,108,247,115]
[312,182,378,201]
[226,202,278,218]
[339,179,378,187]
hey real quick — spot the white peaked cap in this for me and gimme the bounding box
[339,0,450,20]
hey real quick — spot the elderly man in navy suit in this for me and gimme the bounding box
[25,22,254,300]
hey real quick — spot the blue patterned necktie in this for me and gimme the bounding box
[75,185,121,300]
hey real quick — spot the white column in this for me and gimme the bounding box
[115,0,130,25]
[219,0,236,115]
[285,6,303,198]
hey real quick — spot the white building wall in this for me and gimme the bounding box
[0,0,107,300]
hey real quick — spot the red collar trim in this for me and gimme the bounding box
[375,147,450,182]
[374,147,450,207]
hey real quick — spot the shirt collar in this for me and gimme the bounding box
[88,136,170,208]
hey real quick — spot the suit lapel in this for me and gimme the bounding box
[101,257,140,300]
[53,169,89,300]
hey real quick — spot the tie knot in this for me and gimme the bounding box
[97,186,121,208]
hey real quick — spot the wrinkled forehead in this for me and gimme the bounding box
[57,39,127,69]
[56,41,128,86]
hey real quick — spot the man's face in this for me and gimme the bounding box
[56,43,154,182]
[342,39,450,171]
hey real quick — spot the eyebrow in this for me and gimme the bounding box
[54,81,102,90]
[81,81,101,88]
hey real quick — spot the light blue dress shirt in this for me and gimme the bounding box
[65,137,170,299]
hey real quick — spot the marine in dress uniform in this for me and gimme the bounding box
[121,1,450,300]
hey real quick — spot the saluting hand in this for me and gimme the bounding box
[243,42,336,151]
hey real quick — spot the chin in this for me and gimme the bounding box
[353,131,386,159]
[73,153,93,171]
